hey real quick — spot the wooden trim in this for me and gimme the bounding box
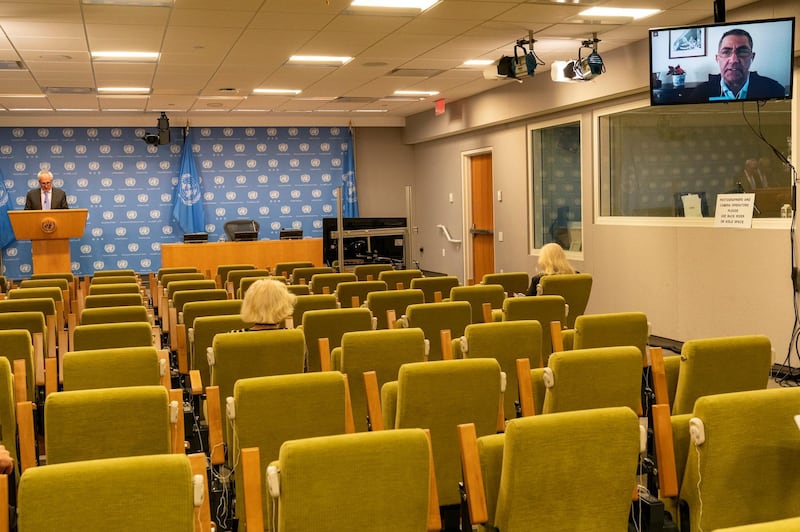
[188,452,213,532]
[32,332,44,386]
[386,309,397,329]
[206,386,225,465]
[342,374,355,434]
[169,389,185,454]
[516,358,535,417]
[168,306,178,348]
[240,447,265,531]
[395,282,403,290]
[318,338,331,372]
[652,404,679,498]
[457,423,488,525]
[440,329,452,360]
[650,347,669,406]
[158,350,171,389]
[363,371,383,431]
[67,312,76,351]
[481,302,492,323]
[424,429,442,532]
[351,295,360,308]
[189,369,203,395]
[57,329,68,384]
[45,315,57,359]
[12,359,27,403]
[45,357,57,398]
[16,401,36,472]
[175,323,188,374]
[550,321,564,353]
[433,290,442,303]
[0,473,7,532]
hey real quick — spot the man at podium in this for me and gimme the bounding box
[24,170,68,210]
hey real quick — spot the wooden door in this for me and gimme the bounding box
[469,153,494,284]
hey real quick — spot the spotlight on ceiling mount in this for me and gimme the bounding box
[552,33,605,83]
[141,111,170,145]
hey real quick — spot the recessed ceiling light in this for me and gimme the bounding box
[0,94,46,98]
[578,7,660,20]
[97,87,151,94]
[350,0,439,11]
[232,109,271,112]
[81,0,173,6]
[252,88,302,95]
[91,51,159,61]
[462,59,494,67]
[8,108,52,112]
[393,90,439,96]
[289,55,353,65]
[353,109,389,113]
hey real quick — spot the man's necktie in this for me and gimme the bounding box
[43,191,50,210]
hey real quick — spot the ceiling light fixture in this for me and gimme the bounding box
[289,55,353,65]
[81,0,174,6]
[97,87,151,93]
[393,90,439,96]
[350,0,439,11]
[463,59,494,67]
[91,51,159,61]
[252,88,302,95]
[578,7,660,20]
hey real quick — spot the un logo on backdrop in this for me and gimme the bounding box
[257,144,267,152]
[65,162,76,171]
[246,159,256,168]
[80,245,92,254]
[111,128,122,137]
[205,224,216,233]
[299,143,309,152]
[313,220,323,229]
[151,243,161,251]
[1,146,11,155]
[137,194,148,203]
[212,144,223,153]
[224,160,235,169]
[114,195,125,204]
[268,160,278,168]
[147,145,158,154]
[104,244,115,253]
[100,145,111,154]
[321,143,331,152]
[245,128,255,136]
[125,178,136,187]
[12,129,23,138]
[6,248,17,257]
[37,128,49,138]
[214,176,224,185]
[117,260,128,268]
[26,146,37,155]
[91,228,103,237]
[51,145,62,155]
[321,174,330,183]
[322,204,333,213]
[331,127,341,135]
[237,207,248,216]
[203,160,213,170]
[258,175,268,184]
[160,161,170,170]
[311,158,321,167]
[280,175,289,184]
[112,161,123,171]
[141,259,152,269]
[139,227,150,236]
[280,206,290,214]
[14,163,25,172]
[235,144,245,153]
[247,191,258,200]
[215,208,226,217]
[311,189,322,198]
[160,193,171,202]
[271,222,281,230]
[226,192,236,201]
[137,162,147,170]
[172,144,182,154]
[102,211,114,220]
[162,226,173,235]
[115,227,126,236]
[90,162,101,171]
[63,128,74,138]
[149,177,159,186]
[267,128,278,137]
[128,243,139,253]
[223,128,233,137]
[290,159,300,168]
[310,128,319,136]
[269,191,280,199]
[302,205,312,214]
[278,144,288,152]
[289,128,298,136]
[20,264,31,274]
[302,174,312,183]
[126,211,138,220]
[78,179,89,188]
[290,190,300,199]
[150,210,160,219]
[76,145,87,155]
[135,129,147,138]
[201,128,211,137]
[123,145,134,154]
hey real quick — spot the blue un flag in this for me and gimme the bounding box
[0,169,16,249]
[172,130,205,234]
[342,130,359,218]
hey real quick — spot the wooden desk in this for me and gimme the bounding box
[161,239,323,274]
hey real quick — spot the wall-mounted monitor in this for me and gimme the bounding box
[649,17,794,106]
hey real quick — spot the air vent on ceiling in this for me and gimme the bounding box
[0,61,25,70]
[334,96,376,103]
[44,87,95,94]
[389,68,444,77]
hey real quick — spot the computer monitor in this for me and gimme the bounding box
[233,231,258,242]
[183,232,208,244]
[279,229,303,240]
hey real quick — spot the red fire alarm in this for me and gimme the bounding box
[434,98,446,116]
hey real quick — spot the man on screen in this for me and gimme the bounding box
[691,28,785,101]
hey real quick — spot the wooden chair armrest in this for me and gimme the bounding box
[649,347,669,406]
[67,312,77,352]
[424,428,442,532]
[45,315,57,360]
[188,452,213,532]
[341,374,355,434]
[386,309,397,329]
[318,338,331,371]
[158,350,171,389]
[189,369,203,395]
[433,290,442,303]
[516,358,535,417]
[169,389,185,454]
[457,423,488,525]
[652,404,679,498]
[175,323,188,374]
[440,329,452,360]
[45,357,57,398]
[32,332,44,387]
[168,306,178,347]
[13,359,27,403]
[351,295,360,308]
[240,447,264,531]
[16,401,36,472]
[57,329,68,384]
[481,302,492,324]
[0,473,7,532]
[363,371,384,431]
[550,321,564,352]
[206,386,225,465]
[394,282,403,290]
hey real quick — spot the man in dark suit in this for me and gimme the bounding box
[24,170,68,210]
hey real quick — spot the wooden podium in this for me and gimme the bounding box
[9,209,88,274]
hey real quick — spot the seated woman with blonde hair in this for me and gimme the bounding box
[525,242,576,296]
[239,279,297,330]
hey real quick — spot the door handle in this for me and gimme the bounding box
[469,228,493,236]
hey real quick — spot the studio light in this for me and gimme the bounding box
[141,111,170,145]
[551,33,605,83]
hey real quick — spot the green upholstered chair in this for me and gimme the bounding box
[538,273,593,329]
[563,311,649,359]
[399,301,472,361]
[165,279,216,301]
[160,272,206,293]
[72,321,153,351]
[410,276,461,303]
[83,293,143,308]
[0,297,58,356]
[381,358,503,513]
[215,264,257,287]
[378,268,423,290]
[62,346,163,391]
[209,329,305,440]
[450,284,506,323]
[291,266,335,285]
[156,266,199,282]
[265,429,434,532]
[227,268,270,297]
[240,275,287,298]
[0,357,20,478]
[19,277,70,291]
[88,282,140,296]
[300,308,374,373]
[481,272,530,298]
[79,305,149,325]
[530,346,643,416]
[673,388,800,531]
[286,284,311,296]
[272,261,313,280]
[173,289,228,323]
[335,280,387,308]
[713,518,800,531]
[502,295,567,365]
[670,335,771,415]
[365,288,425,329]
[16,454,197,531]
[230,372,351,529]
[462,406,640,532]
[352,263,394,281]
[331,328,427,432]
[93,269,137,278]
[7,286,64,314]
[190,314,251,388]
[0,329,35,402]
[44,385,173,464]
[31,272,75,283]
[291,294,338,329]
[0,311,49,386]
[309,272,357,295]
[457,320,543,420]
[89,275,138,285]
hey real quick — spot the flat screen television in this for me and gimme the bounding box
[649,17,794,106]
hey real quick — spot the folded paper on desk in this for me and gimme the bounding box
[681,194,703,217]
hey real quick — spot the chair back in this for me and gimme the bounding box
[160,272,206,291]
[0,357,19,476]
[44,385,171,464]
[240,275,285,298]
[19,278,70,291]
[84,293,142,308]
[73,321,153,351]
[89,275,138,285]
[378,269,423,290]
[671,335,771,415]
[8,286,63,303]
[191,314,250,386]
[679,388,800,531]
[292,294,338,328]
[286,284,311,296]
[273,261,314,279]
[352,263,394,281]
[366,288,425,329]
[182,299,243,329]
[156,267,199,281]
[165,279,216,300]
[291,266,335,285]
[301,308,374,372]
[481,272,530,297]
[88,282,140,296]
[227,269,271,297]
[62,346,162,391]
[0,311,49,364]
[410,276,460,303]
[450,284,505,323]
[93,269,137,278]
[17,454,195,531]
[0,329,35,402]
[224,219,260,240]
[403,301,471,361]
[538,273,592,328]
[80,305,149,325]
[173,288,228,318]
[331,328,427,432]
[272,429,432,532]
[335,280,387,308]
[309,272,357,295]
[502,295,567,364]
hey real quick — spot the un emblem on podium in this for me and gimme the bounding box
[41,217,57,234]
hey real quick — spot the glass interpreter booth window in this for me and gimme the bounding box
[598,101,791,218]
[530,120,583,251]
